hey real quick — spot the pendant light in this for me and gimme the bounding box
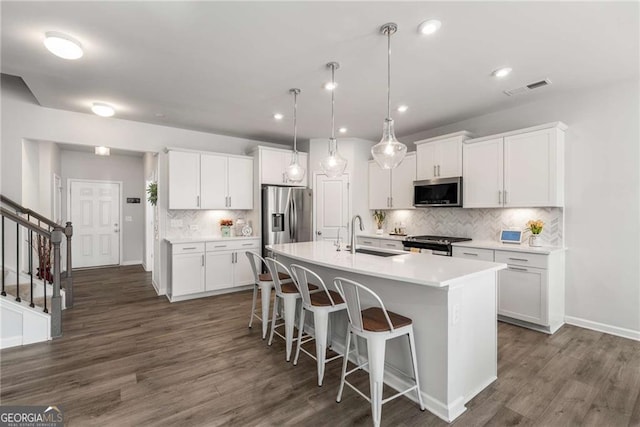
[320,62,347,177]
[371,22,407,169]
[285,88,306,183]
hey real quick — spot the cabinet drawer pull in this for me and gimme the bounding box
[214,245,228,248]
[385,243,396,247]
[463,252,478,256]
[242,243,254,246]
[182,247,197,250]
[508,257,529,262]
[363,240,373,244]
[508,266,528,272]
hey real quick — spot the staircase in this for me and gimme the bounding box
[1,195,73,348]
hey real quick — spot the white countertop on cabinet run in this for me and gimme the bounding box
[451,240,566,254]
[269,241,505,288]
[356,233,408,241]
[165,236,259,244]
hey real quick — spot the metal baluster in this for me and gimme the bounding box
[1,216,5,296]
[15,222,20,302]
[29,229,34,307]
[43,238,48,313]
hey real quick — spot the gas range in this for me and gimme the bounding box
[403,235,472,256]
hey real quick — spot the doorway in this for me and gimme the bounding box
[314,173,350,242]
[68,179,121,268]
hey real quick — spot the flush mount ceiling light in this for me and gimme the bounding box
[273,113,284,120]
[284,88,305,183]
[339,127,348,134]
[371,23,408,170]
[94,146,110,156]
[320,62,348,178]
[418,19,442,35]
[43,31,83,59]
[397,105,409,113]
[91,102,115,117]
[492,67,513,78]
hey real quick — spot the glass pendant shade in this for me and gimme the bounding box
[371,118,407,169]
[285,88,305,183]
[285,151,306,182]
[320,138,347,178]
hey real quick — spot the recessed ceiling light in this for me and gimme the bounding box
[324,82,338,91]
[397,105,409,113]
[273,113,284,120]
[43,31,83,60]
[418,20,442,35]
[95,146,110,156]
[339,127,347,133]
[91,102,115,117]
[492,67,512,78]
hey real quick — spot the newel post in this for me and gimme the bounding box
[64,221,73,308]
[51,228,63,338]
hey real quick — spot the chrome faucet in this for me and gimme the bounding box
[350,215,364,254]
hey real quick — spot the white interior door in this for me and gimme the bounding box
[70,180,120,268]
[315,174,349,241]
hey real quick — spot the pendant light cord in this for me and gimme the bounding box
[331,64,336,140]
[293,90,298,154]
[387,28,391,120]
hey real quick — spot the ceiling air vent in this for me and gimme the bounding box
[504,78,552,96]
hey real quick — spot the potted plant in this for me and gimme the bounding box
[220,219,233,237]
[146,182,157,206]
[526,219,544,247]
[373,210,386,235]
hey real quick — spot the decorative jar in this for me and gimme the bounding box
[529,234,541,247]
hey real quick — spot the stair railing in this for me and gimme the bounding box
[1,196,71,338]
[0,195,73,308]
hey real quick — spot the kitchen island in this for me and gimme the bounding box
[269,241,506,422]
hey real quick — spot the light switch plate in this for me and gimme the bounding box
[170,219,183,228]
[125,216,133,222]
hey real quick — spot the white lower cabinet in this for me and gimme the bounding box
[170,239,259,301]
[356,236,404,250]
[453,245,565,334]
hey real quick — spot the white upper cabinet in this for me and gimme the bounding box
[169,151,201,209]
[415,131,471,180]
[368,153,416,209]
[463,122,566,208]
[168,150,253,210]
[256,146,308,187]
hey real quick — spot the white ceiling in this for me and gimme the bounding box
[2,2,638,145]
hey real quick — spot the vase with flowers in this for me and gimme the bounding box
[373,210,386,235]
[526,219,544,247]
[220,219,234,237]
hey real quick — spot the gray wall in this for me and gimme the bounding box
[60,150,145,264]
[405,78,640,335]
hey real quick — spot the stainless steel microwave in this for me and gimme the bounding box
[413,177,463,207]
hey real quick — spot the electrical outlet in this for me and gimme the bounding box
[452,304,460,325]
[170,219,183,228]
[125,216,133,222]
[189,224,199,231]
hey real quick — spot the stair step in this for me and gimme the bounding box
[4,284,52,312]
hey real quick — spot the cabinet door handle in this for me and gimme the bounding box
[196,196,200,207]
[433,165,437,176]
[498,191,502,204]
[201,255,204,266]
[508,257,529,262]
[437,165,440,176]
[390,197,393,208]
[504,190,508,205]
[463,252,478,256]
[508,266,528,272]
[228,196,231,207]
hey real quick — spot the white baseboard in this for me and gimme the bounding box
[1,336,23,349]
[121,260,143,266]
[565,316,640,341]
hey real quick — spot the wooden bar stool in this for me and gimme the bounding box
[245,251,291,339]
[264,257,318,361]
[290,264,348,386]
[333,277,425,427]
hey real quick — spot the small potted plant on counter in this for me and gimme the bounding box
[220,219,234,237]
[373,210,386,235]
[526,219,544,247]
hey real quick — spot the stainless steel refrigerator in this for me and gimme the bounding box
[262,186,313,258]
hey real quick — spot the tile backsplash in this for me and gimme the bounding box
[165,210,253,239]
[382,207,563,246]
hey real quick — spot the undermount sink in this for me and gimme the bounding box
[355,248,403,257]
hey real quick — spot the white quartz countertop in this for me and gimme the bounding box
[165,236,259,244]
[357,233,408,241]
[451,240,566,254]
[269,241,506,288]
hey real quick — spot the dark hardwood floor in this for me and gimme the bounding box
[1,265,639,426]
